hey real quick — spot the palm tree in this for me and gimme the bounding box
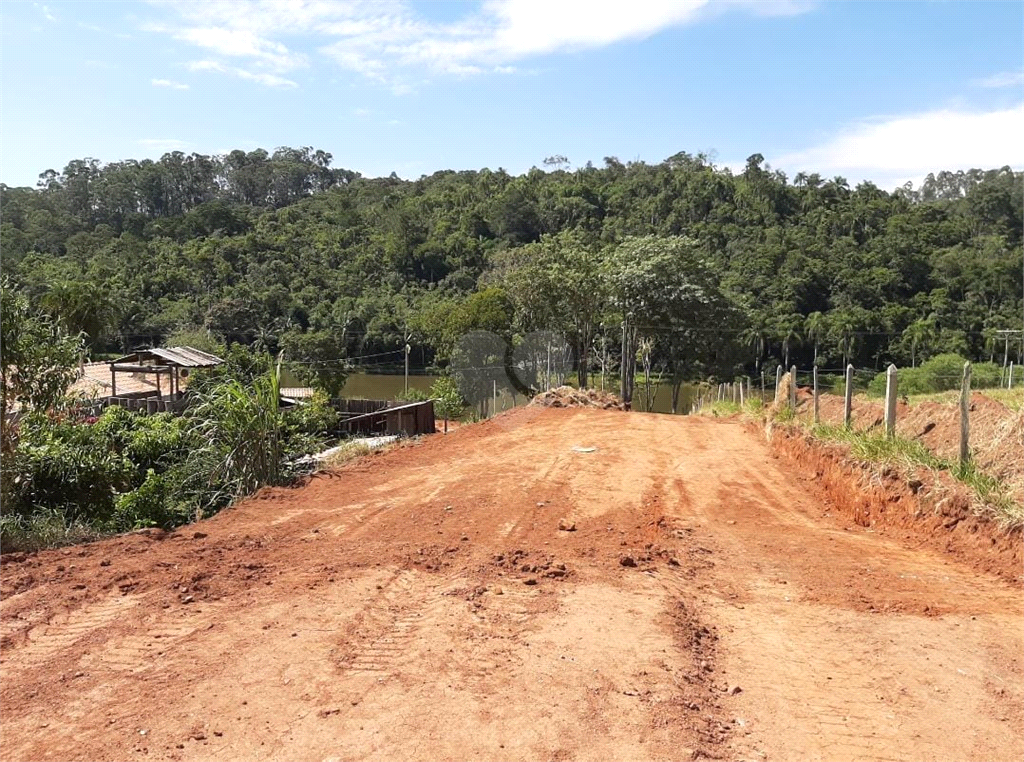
[830,313,857,369]
[805,311,828,366]
[40,281,121,349]
[903,318,936,367]
[777,314,803,369]
[741,321,770,376]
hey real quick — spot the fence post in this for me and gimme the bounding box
[789,365,797,410]
[813,365,819,425]
[761,371,765,403]
[492,380,497,417]
[884,364,898,438]
[844,364,854,429]
[739,379,745,406]
[1009,361,1015,390]
[775,365,783,401]
[960,362,971,465]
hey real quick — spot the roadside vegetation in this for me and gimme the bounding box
[808,424,1021,528]
[0,289,343,551]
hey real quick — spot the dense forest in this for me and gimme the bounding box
[1,147,1021,391]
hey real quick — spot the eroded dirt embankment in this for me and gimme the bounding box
[769,425,1023,585]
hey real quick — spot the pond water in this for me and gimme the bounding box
[283,371,702,415]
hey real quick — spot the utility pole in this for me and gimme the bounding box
[404,328,412,394]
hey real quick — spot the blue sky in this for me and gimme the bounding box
[1,0,1022,189]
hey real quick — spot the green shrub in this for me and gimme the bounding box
[430,376,465,420]
[111,468,190,531]
[395,387,430,403]
[9,413,136,520]
[867,355,1006,396]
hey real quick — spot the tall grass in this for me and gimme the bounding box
[186,357,285,508]
[809,423,1020,528]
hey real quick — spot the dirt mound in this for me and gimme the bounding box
[897,393,1023,495]
[530,385,625,410]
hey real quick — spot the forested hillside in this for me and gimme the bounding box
[1,147,1021,382]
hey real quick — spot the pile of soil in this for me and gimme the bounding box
[530,385,625,410]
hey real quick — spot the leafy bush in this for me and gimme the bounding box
[282,394,340,457]
[7,413,136,520]
[111,468,190,531]
[867,354,1005,396]
[395,387,430,403]
[430,376,465,420]
[93,406,193,474]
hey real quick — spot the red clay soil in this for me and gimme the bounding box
[1,408,1022,762]
[807,390,1023,503]
[769,427,1023,584]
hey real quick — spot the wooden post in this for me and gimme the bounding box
[775,365,783,401]
[960,362,971,465]
[812,365,820,425]
[110,367,117,397]
[789,365,797,410]
[761,371,765,403]
[844,364,854,429]
[739,379,745,406]
[493,380,497,416]
[155,370,162,399]
[1009,361,1015,390]
[884,364,898,438]
[1003,335,1010,384]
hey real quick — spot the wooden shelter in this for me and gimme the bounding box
[108,346,224,400]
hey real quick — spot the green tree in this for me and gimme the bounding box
[1,278,86,495]
[607,236,742,412]
[279,330,348,398]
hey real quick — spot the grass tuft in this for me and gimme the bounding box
[0,509,102,554]
[807,423,1020,529]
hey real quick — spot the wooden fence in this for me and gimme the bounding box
[332,399,436,437]
[72,393,436,438]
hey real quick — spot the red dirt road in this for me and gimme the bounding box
[2,408,1021,761]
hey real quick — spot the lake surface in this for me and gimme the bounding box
[283,371,702,415]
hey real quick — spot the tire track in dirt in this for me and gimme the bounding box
[0,408,1019,762]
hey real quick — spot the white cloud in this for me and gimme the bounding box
[145,0,816,90]
[152,78,190,90]
[772,104,1024,188]
[186,59,297,87]
[973,70,1024,89]
[137,138,190,152]
[175,27,306,71]
[353,107,372,117]
[234,69,297,87]
[35,3,56,22]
